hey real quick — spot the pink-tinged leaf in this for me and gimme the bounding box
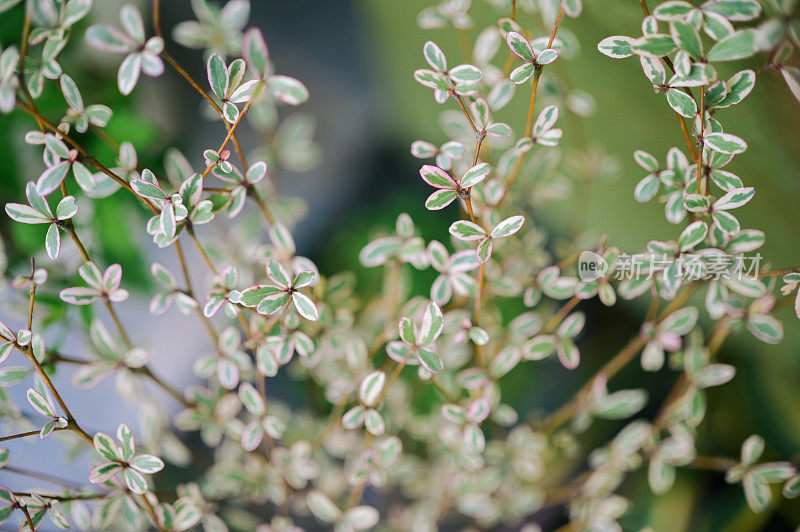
[419,165,457,189]
[5,203,50,224]
[207,53,229,100]
[423,40,447,72]
[117,52,142,95]
[476,237,493,263]
[425,189,458,210]
[713,187,754,210]
[93,431,121,461]
[416,347,443,373]
[399,317,416,345]
[89,462,123,484]
[537,48,559,64]
[27,388,56,417]
[130,454,164,474]
[256,292,290,315]
[268,75,308,105]
[506,31,536,63]
[418,301,443,345]
[45,223,61,260]
[532,105,558,137]
[123,468,148,494]
[460,163,490,188]
[491,215,525,238]
[510,62,535,84]
[449,220,486,241]
[103,264,123,292]
[557,338,580,369]
[267,260,291,288]
[35,161,70,196]
[243,28,269,77]
[292,292,319,321]
[85,25,135,53]
[59,287,101,305]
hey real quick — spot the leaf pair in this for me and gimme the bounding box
[239,260,319,321]
[506,31,559,84]
[420,163,490,210]
[449,215,525,263]
[5,182,78,260]
[60,262,129,305]
[386,302,445,373]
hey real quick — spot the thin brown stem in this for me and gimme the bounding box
[152,0,248,171]
[247,187,276,225]
[188,228,219,275]
[0,429,55,442]
[22,506,36,531]
[2,465,82,489]
[15,100,159,213]
[543,295,580,334]
[696,86,706,194]
[140,493,164,531]
[139,366,192,408]
[175,240,219,343]
[540,284,697,433]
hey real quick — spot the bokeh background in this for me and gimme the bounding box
[0,0,799,530]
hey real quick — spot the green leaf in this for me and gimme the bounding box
[635,174,660,202]
[491,215,525,238]
[359,371,385,407]
[652,1,693,20]
[704,131,747,154]
[747,314,783,344]
[418,301,443,345]
[60,74,83,110]
[666,88,697,118]
[460,163,490,188]
[506,31,535,62]
[417,347,444,373]
[716,70,755,108]
[597,35,636,58]
[476,237,493,263]
[292,292,319,321]
[5,203,50,224]
[256,292,290,315]
[707,29,757,61]
[267,260,291,287]
[414,69,450,90]
[510,62,535,84]
[631,34,676,57]
[118,52,142,95]
[556,338,580,369]
[93,432,121,461]
[678,221,708,251]
[423,41,447,71]
[27,388,56,418]
[449,64,482,83]
[634,150,659,171]
[123,468,148,494]
[268,75,309,105]
[703,0,761,22]
[594,389,648,419]
[36,161,71,196]
[449,220,486,241]
[713,187,754,210]
[130,454,164,474]
[425,189,458,210]
[743,475,771,512]
[670,21,703,58]
[243,28,269,77]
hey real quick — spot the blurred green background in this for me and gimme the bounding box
[0,0,799,530]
